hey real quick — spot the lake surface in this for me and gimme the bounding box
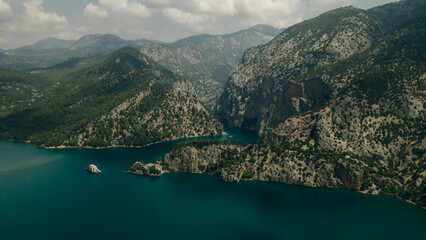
[0,127,425,240]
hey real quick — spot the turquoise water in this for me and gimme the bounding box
[0,128,425,240]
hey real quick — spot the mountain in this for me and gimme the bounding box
[15,37,75,51]
[155,0,426,207]
[0,34,155,70]
[139,24,283,104]
[0,47,223,147]
[216,1,426,134]
[0,26,281,104]
[69,34,142,56]
[215,6,382,134]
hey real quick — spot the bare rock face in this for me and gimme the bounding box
[215,6,378,134]
[162,142,365,190]
[86,164,101,174]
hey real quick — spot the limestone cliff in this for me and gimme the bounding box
[148,0,426,208]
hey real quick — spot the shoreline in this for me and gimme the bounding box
[128,169,426,210]
[3,131,229,150]
[5,134,423,210]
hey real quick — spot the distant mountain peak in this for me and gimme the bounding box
[14,37,75,51]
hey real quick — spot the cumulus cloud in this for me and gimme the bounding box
[81,0,154,43]
[23,0,67,24]
[196,0,238,16]
[0,0,12,15]
[163,7,214,31]
[84,3,108,18]
[0,0,84,49]
[87,0,151,18]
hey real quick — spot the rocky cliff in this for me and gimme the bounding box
[215,1,425,135]
[147,0,426,208]
[163,141,365,190]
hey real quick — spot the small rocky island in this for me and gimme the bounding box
[128,161,167,176]
[86,164,101,174]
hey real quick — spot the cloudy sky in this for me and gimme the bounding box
[0,0,396,49]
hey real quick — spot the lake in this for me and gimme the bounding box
[0,127,425,240]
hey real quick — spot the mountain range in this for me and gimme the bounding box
[0,25,282,104]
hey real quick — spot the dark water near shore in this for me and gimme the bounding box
[0,127,425,240]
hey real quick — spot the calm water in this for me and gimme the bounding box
[0,127,425,240]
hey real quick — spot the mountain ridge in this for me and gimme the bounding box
[0,46,223,147]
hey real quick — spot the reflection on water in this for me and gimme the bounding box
[0,141,61,173]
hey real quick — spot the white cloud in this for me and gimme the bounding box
[98,0,127,10]
[0,0,12,15]
[81,0,153,42]
[163,7,214,31]
[123,2,151,17]
[197,0,237,16]
[92,0,151,18]
[0,0,84,49]
[23,0,67,24]
[0,0,12,22]
[84,3,108,18]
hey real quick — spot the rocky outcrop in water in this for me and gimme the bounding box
[86,164,101,174]
[128,161,167,177]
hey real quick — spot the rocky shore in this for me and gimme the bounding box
[129,137,424,208]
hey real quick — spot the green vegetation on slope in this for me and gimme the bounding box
[0,47,223,147]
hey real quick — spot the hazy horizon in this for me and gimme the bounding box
[0,0,397,49]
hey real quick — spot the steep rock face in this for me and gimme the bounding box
[163,143,364,189]
[216,1,426,135]
[215,6,381,134]
[267,15,426,166]
[139,25,282,104]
